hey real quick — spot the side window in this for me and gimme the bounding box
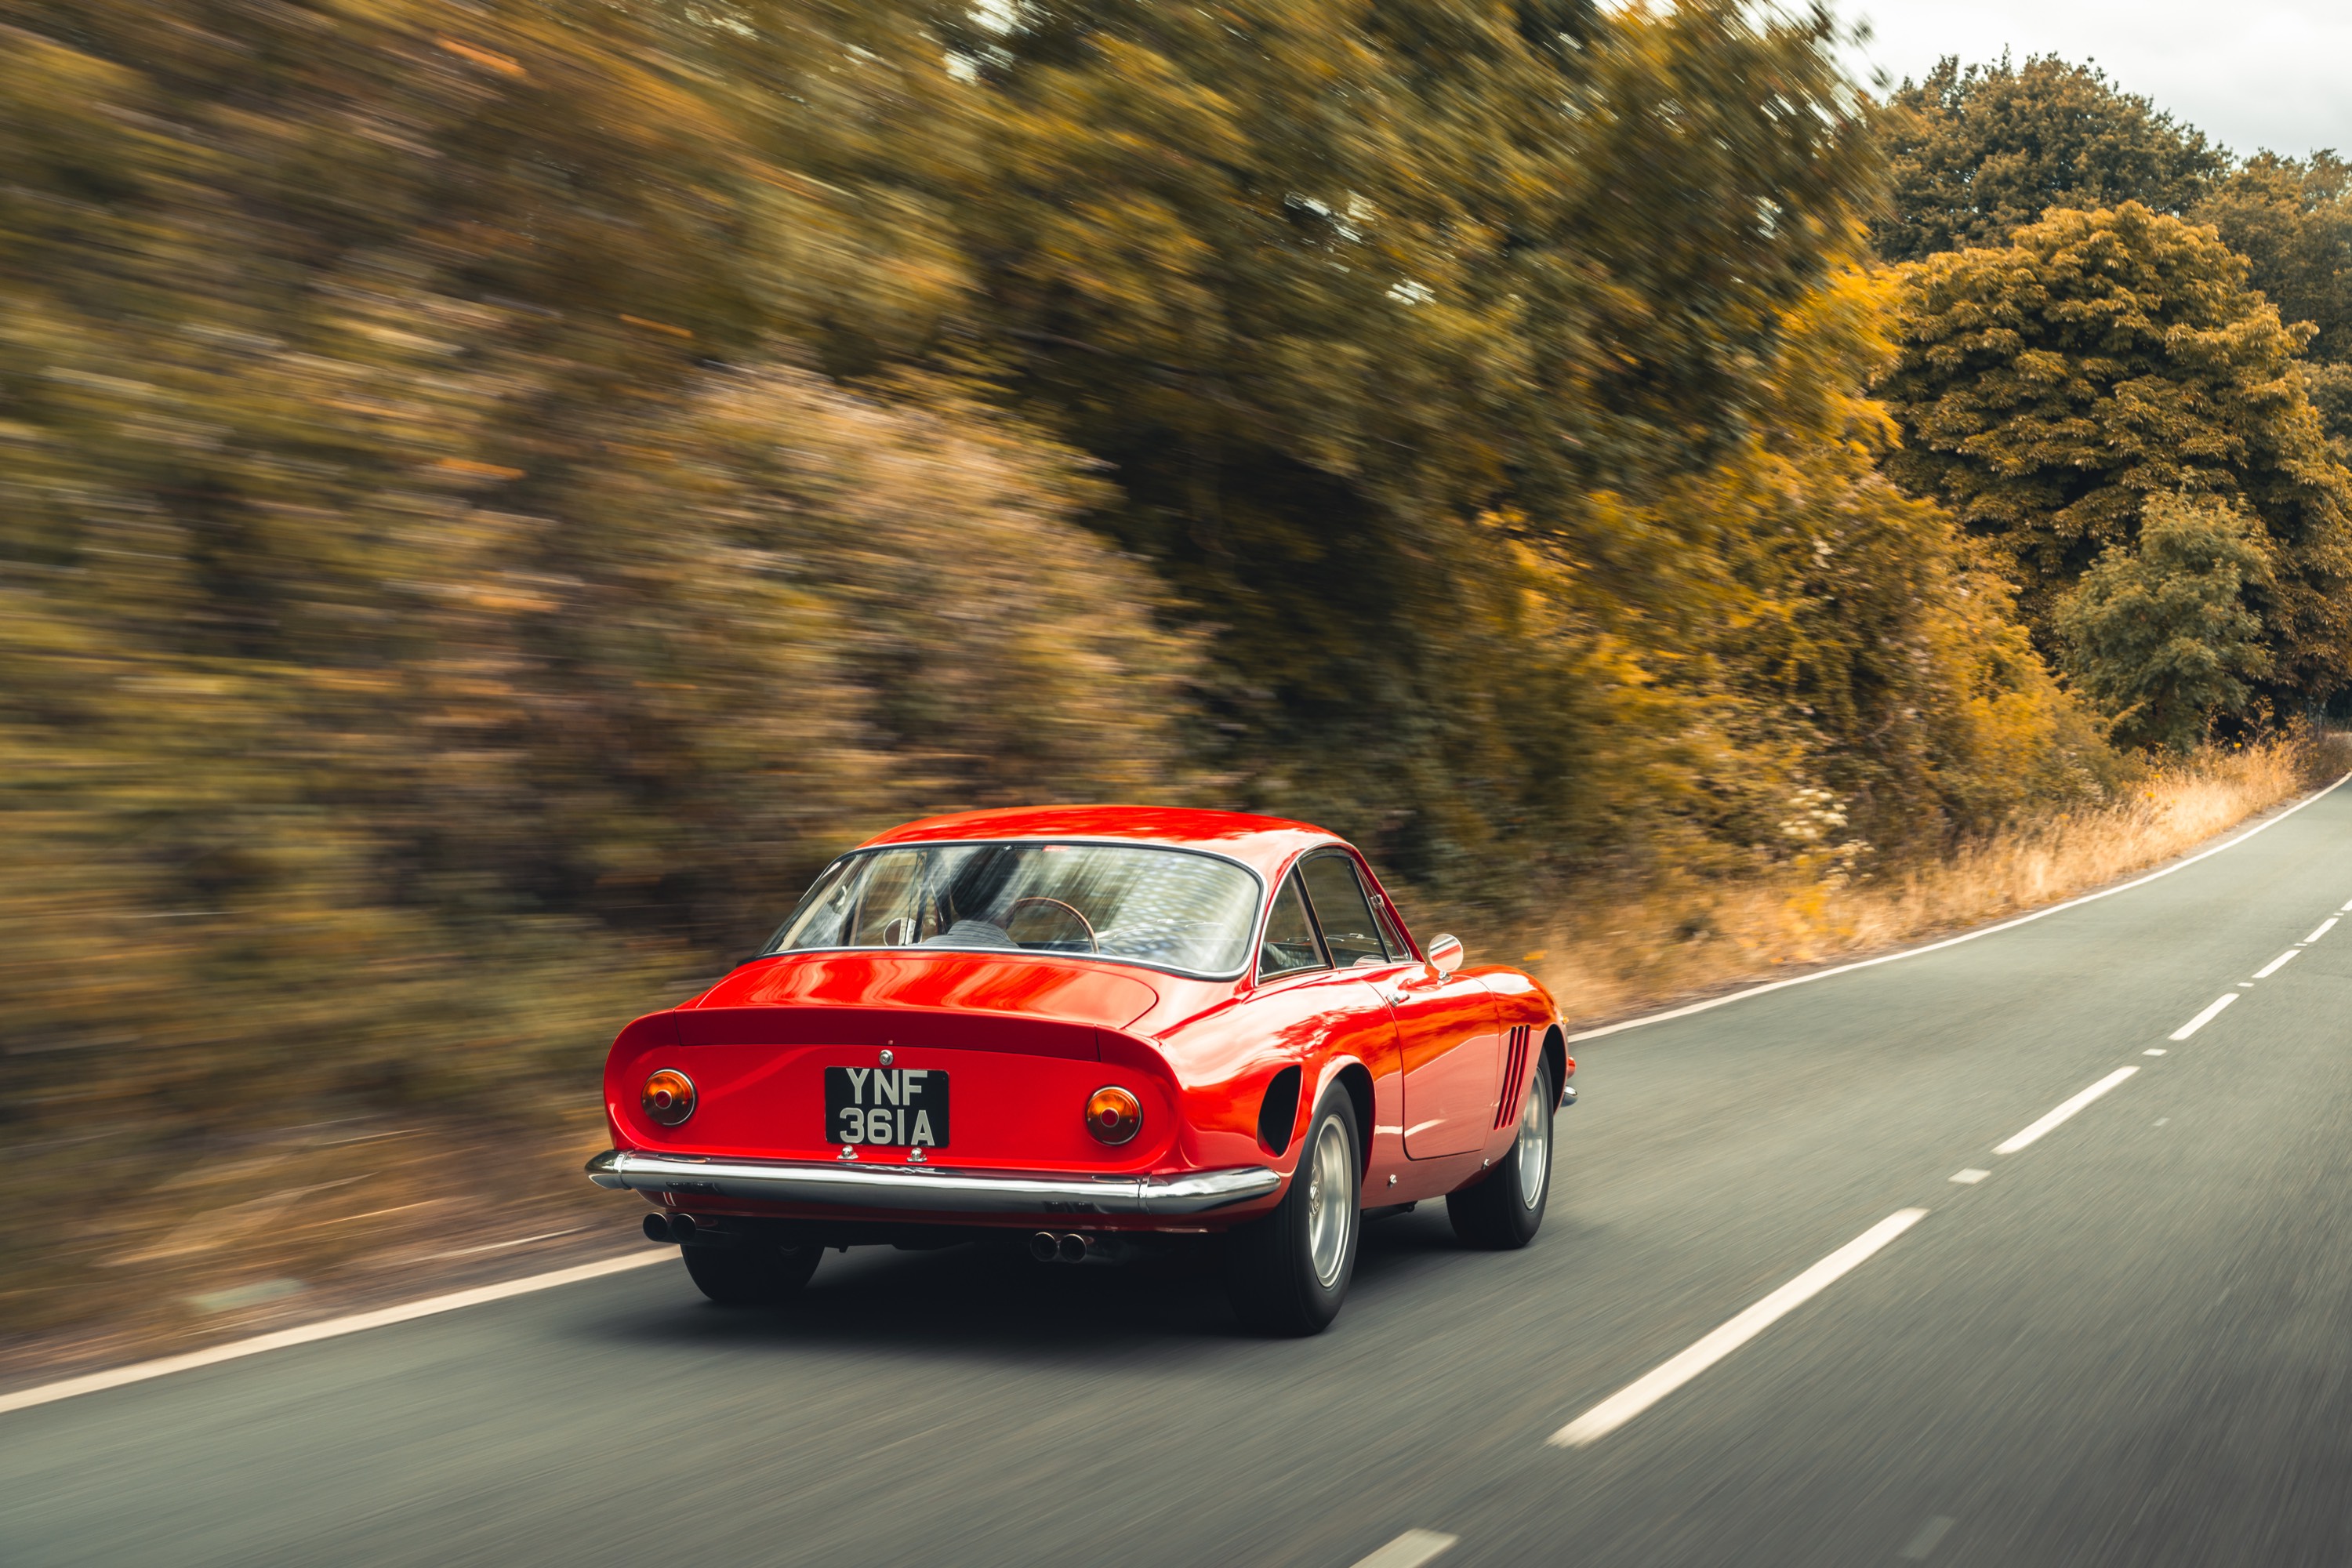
[1301,854,1389,968]
[1258,872,1328,978]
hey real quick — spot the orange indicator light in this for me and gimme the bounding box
[641,1068,696,1127]
[1085,1085,1142,1145]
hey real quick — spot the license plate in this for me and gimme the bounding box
[825,1065,950,1149]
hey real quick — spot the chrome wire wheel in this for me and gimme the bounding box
[1305,1113,1354,1287]
[1513,1068,1551,1210]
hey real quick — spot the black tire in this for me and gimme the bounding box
[681,1240,823,1306]
[1225,1087,1362,1336]
[1446,1054,1554,1250]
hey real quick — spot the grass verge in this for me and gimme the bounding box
[1534,731,2352,1026]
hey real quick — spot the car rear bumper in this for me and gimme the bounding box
[585,1149,1282,1217]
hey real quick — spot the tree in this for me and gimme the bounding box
[2055,494,2274,751]
[938,0,1895,879]
[1875,54,2227,263]
[1878,202,2352,709]
[2194,152,2352,446]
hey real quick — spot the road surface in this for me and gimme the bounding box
[7,782,2352,1566]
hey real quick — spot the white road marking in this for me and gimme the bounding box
[0,1251,666,1417]
[1901,1515,1958,1559]
[1994,1068,2139,1154]
[1949,1169,1989,1184]
[2254,949,2300,979]
[2170,993,2239,1040]
[2303,917,2337,944]
[2143,1048,2166,1056]
[2342,899,2352,912]
[1549,1209,1929,1448]
[1569,769,2352,1042]
[1348,1530,1458,1568]
[420,1227,588,1260]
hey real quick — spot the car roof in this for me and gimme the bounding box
[858,805,1343,877]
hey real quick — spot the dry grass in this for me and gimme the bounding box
[0,1110,636,1387]
[1535,732,2352,1029]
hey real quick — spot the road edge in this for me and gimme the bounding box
[1568,767,2352,1044]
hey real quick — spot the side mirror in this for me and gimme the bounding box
[1425,934,1463,976]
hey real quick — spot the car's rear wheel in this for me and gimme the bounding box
[1225,1087,1361,1335]
[681,1239,823,1306]
[1446,1054,1554,1249]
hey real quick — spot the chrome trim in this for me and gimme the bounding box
[585,1149,1280,1216]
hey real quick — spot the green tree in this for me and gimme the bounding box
[2193,152,2352,445]
[1875,54,2227,263]
[2055,494,2274,751]
[1878,202,2352,709]
[937,0,1895,880]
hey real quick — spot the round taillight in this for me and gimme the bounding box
[1085,1085,1142,1145]
[641,1068,695,1127]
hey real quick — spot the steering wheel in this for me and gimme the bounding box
[1002,896,1099,953]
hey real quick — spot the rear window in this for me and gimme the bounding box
[769,841,1263,978]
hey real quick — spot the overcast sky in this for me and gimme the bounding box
[1836,0,2352,159]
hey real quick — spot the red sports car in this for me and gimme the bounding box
[587,805,1573,1333]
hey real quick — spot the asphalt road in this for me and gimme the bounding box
[8,782,2352,1568]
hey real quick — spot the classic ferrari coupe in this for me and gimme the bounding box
[587,805,1573,1333]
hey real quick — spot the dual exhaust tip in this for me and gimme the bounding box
[644,1211,699,1245]
[1029,1231,1092,1264]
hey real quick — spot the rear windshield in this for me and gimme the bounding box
[768,842,1263,978]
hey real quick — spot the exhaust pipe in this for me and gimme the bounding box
[1029,1231,1096,1263]
[643,1212,675,1243]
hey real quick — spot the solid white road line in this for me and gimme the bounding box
[1349,1530,1458,1568]
[1550,1209,1929,1448]
[2170,993,2239,1040]
[1568,769,2352,1043]
[2303,917,2337,944]
[1993,1068,2139,1154]
[2254,949,2300,979]
[0,1251,666,1418]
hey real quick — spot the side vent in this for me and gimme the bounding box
[1257,1065,1303,1156]
[1494,1025,1533,1128]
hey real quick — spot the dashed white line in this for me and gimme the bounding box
[0,1252,666,1417]
[1349,1530,1458,1568]
[2340,898,2352,913]
[1550,1209,1929,1447]
[2254,949,2300,979]
[1949,1169,1989,1184]
[1994,1067,2139,1153]
[2170,993,2239,1040]
[2143,1048,2166,1056]
[2303,917,2337,944]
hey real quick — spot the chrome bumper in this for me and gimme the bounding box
[585,1149,1282,1217]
